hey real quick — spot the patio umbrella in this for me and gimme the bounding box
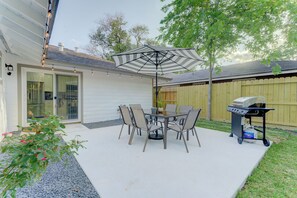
[112,44,203,108]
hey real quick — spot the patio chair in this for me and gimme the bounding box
[157,104,177,127]
[150,107,158,124]
[170,105,193,139]
[129,108,162,152]
[168,109,202,153]
[118,105,134,139]
[129,104,142,109]
[165,104,177,112]
[130,104,153,125]
[173,105,193,125]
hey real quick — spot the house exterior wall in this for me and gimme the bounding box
[0,79,6,133]
[1,54,152,131]
[1,53,38,131]
[0,51,7,133]
[82,69,152,123]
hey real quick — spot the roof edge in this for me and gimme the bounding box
[159,69,297,86]
[46,59,171,80]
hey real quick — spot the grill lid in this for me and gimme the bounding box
[231,96,265,108]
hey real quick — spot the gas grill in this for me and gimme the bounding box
[227,96,274,146]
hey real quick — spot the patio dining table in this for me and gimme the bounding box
[144,110,187,149]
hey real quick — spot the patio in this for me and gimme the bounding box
[63,123,270,198]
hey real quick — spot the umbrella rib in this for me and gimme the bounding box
[156,51,168,74]
[142,52,158,65]
[159,54,175,65]
[136,53,156,73]
[158,50,196,70]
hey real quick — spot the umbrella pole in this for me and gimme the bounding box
[155,68,158,110]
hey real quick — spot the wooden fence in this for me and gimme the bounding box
[158,76,297,127]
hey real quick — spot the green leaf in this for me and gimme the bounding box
[0,113,86,193]
[36,153,44,160]
[272,65,282,75]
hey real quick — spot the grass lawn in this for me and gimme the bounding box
[196,119,297,197]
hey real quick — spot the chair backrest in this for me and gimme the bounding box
[151,107,157,114]
[130,108,148,131]
[183,109,201,130]
[165,104,177,112]
[179,105,193,114]
[119,105,133,125]
[129,104,142,109]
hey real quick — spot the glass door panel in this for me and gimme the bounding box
[27,72,53,119]
[56,75,78,120]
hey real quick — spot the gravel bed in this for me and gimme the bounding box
[1,154,100,198]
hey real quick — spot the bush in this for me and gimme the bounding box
[0,115,85,197]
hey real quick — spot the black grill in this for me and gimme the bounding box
[227,97,274,147]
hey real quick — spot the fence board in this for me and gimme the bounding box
[159,76,297,127]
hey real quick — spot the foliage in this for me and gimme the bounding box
[88,14,132,59]
[0,115,85,197]
[159,0,297,119]
[196,119,297,197]
[144,38,166,46]
[87,13,163,59]
[129,25,149,47]
[157,100,164,108]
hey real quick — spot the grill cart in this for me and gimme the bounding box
[227,96,274,147]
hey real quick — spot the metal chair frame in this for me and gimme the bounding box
[118,105,135,139]
[129,107,163,152]
[168,109,202,153]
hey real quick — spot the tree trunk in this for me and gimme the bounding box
[207,62,213,121]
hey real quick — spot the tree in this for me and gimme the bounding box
[88,14,131,59]
[129,25,149,47]
[144,38,166,46]
[159,0,296,120]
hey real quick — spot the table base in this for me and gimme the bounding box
[149,132,163,140]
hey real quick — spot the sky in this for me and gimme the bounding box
[50,0,167,51]
[50,0,252,66]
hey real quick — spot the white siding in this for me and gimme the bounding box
[3,53,20,131]
[2,56,153,130]
[0,74,7,135]
[0,53,7,133]
[0,79,7,133]
[83,70,152,123]
[3,53,39,131]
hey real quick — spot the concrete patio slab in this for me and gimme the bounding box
[63,124,270,198]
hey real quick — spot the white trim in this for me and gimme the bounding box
[21,67,81,126]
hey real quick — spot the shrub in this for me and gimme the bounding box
[0,115,85,197]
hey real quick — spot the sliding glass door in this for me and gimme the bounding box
[27,72,53,119]
[56,75,78,120]
[24,70,80,123]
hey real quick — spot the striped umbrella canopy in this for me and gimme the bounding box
[112,45,204,108]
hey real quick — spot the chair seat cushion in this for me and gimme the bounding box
[168,124,182,132]
[148,124,161,132]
